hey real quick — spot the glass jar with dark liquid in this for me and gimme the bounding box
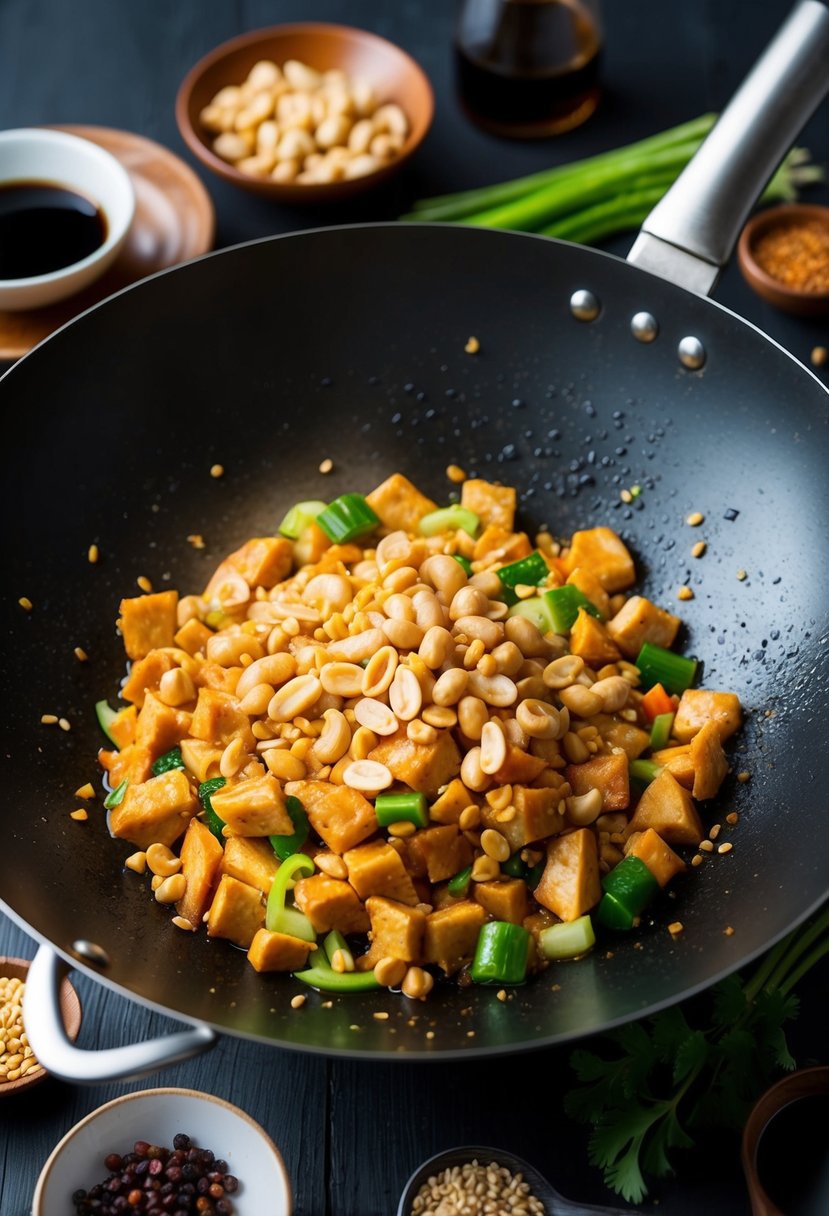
[455,0,603,138]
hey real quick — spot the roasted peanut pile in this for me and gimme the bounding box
[201,57,409,184]
[410,1159,546,1215]
[0,974,40,1083]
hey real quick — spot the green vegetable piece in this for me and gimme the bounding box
[526,861,545,891]
[316,494,380,543]
[543,585,603,634]
[636,642,698,696]
[447,865,472,898]
[418,506,480,538]
[323,930,355,972]
[95,700,121,748]
[151,747,185,777]
[103,779,128,810]
[506,595,555,635]
[539,915,596,960]
[470,921,531,985]
[374,791,428,829]
[501,852,527,878]
[269,796,310,861]
[497,550,549,589]
[452,554,473,576]
[266,852,316,942]
[293,957,381,992]
[199,776,227,841]
[278,499,328,539]
[597,856,660,931]
[629,758,662,791]
[649,712,675,751]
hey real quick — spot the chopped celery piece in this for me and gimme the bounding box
[316,494,379,543]
[448,865,472,898]
[597,856,659,930]
[324,930,355,972]
[418,506,479,538]
[269,796,310,861]
[151,747,185,777]
[103,779,128,810]
[630,759,662,791]
[199,777,227,841]
[543,585,602,633]
[266,853,316,942]
[453,554,473,576]
[501,852,527,878]
[470,921,531,985]
[539,915,596,960]
[636,642,698,695]
[649,712,675,751]
[294,959,381,992]
[95,700,121,748]
[278,499,327,539]
[507,595,555,635]
[374,791,428,828]
[497,550,549,589]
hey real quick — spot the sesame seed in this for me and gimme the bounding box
[496,989,507,1002]
[811,345,827,367]
[691,854,703,866]
[726,811,739,824]
[709,824,721,840]
[210,463,224,479]
[321,1000,333,1009]
[88,543,99,564]
[425,1030,435,1040]
[74,646,89,662]
[737,771,751,782]
[349,1024,360,1031]
[699,840,715,853]
[18,596,33,611]
[514,583,537,600]
[446,464,466,483]
[691,540,707,558]
[718,842,733,855]
[736,568,747,581]
[464,335,480,354]
[137,575,153,593]
[290,994,306,1010]
[466,1030,475,1038]
[620,488,633,504]
[171,915,196,931]
[319,458,334,474]
[668,921,684,936]
[70,809,88,822]
[724,925,735,936]
[686,511,704,526]
[41,714,58,725]
[58,717,71,732]
[372,1011,389,1021]
[677,585,694,601]
[187,534,205,549]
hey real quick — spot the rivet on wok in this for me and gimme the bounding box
[72,939,110,967]
[678,336,706,369]
[631,311,659,343]
[570,289,600,321]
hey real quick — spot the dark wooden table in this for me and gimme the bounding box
[1,2,827,1213]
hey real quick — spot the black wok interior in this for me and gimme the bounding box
[1,224,827,1058]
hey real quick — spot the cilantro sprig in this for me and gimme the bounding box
[566,903,829,1203]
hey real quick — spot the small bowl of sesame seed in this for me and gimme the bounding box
[737,203,829,317]
[0,955,82,1097]
[397,1146,553,1216]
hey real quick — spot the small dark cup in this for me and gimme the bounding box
[742,1065,829,1216]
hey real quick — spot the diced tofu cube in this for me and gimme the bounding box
[100,743,153,789]
[627,769,703,846]
[135,692,192,756]
[206,874,264,948]
[121,651,179,708]
[460,478,517,532]
[247,928,315,973]
[193,660,240,695]
[189,688,254,748]
[565,752,630,811]
[423,901,487,974]
[429,778,476,825]
[566,568,610,618]
[365,473,438,534]
[689,720,730,800]
[108,705,137,750]
[220,835,279,894]
[293,874,370,935]
[591,714,651,760]
[672,689,742,743]
[204,537,293,597]
[286,780,377,854]
[491,745,546,786]
[364,896,426,964]
[118,591,179,661]
[209,773,293,837]
[472,526,532,564]
[174,618,214,656]
[562,528,636,592]
[625,828,685,887]
[369,728,461,797]
[110,769,198,849]
[474,878,529,925]
[344,839,419,905]
[651,746,695,789]
[406,825,472,884]
[481,785,564,852]
[569,611,622,665]
[179,739,223,784]
[534,828,601,922]
[607,596,681,658]
[176,818,224,927]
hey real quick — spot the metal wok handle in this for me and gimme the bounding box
[628,0,829,296]
[24,943,217,1083]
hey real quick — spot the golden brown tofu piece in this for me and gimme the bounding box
[206,875,264,948]
[689,720,730,800]
[423,901,487,974]
[179,739,223,784]
[364,896,426,964]
[368,728,461,797]
[627,769,703,846]
[534,828,601,922]
[135,692,192,756]
[569,611,622,665]
[110,769,198,849]
[100,743,153,789]
[118,591,179,661]
[220,835,279,894]
[247,928,315,973]
[481,785,565,852]
[174,617,214,657]
[204,537,293,597]
[673,689,742,743]
[176,818,224,927]
[651,745,695,789]
[474,878,530,925]
[607,596,681,659]
[122,651,178,708]
[565,753,630,811]
[460,478,517,532]
[428,778,476,825]
[562,528,636,592]
[293,873,370,935]
[189,688,254,748]
[209,773,293,837]
[491,745,547,786]
[625,828,685,887]
[286,780,378,854]
[472,525,532,564]
[364,473,438,534]
[406,824,473,884]
[566,568,610,618]
[592,714,651,760]
[344,839,419,905]
[108,705,137,750]
[192,660,241,695]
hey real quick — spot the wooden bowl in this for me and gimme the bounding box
[0,955,82,1097]
[737,203,829,317]
[175,23,434,202]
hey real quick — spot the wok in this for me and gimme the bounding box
[2,1,828,1076]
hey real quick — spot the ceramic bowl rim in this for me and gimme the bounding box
[737,201,829,307]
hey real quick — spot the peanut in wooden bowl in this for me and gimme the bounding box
[175,23,434,202]
[737,203,829,317]
[0,955,82,1097]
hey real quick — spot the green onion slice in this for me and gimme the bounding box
[199,776,227,841]
[649,712,675,752]
[506,596,555,635]
[629,758,662,789]
[497,550,549,589]
[293,956,381,992]
[374,792,428,829]
[597,856,660,931]
[543,585,602,634]
[452,554,473,576]
[470,921,531,985]
[151,747,185,777]
[278,500,328,539]
[636,642,698,696]
[447,865,472,898]
[269,796,310,861]
[324,930,355,972]
[266,853,316,942]
[316,494,380,543]
[539,915,596,960]
[418,506,480,538]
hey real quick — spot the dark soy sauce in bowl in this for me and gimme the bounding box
[0,181,106,279]
[756,1094,829,1216]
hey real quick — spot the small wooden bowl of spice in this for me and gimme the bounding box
[0,955,82,1096]
[738,203,829,317]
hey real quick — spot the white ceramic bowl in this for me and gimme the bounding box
[0,127,135,310]
[32,1087,292,1216]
